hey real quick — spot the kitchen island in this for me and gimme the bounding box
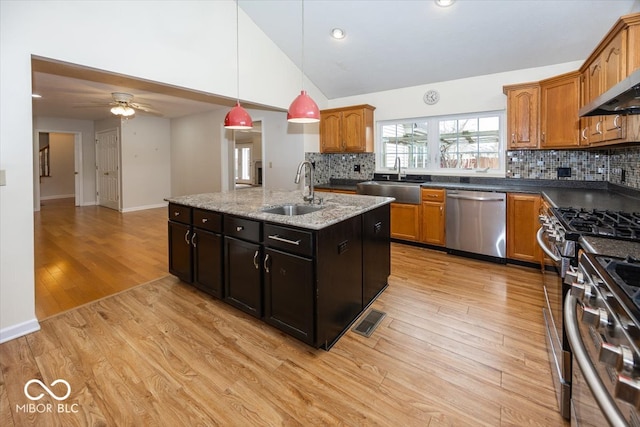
[165,188,393,349]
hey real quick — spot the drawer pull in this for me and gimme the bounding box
[202,218,208,223]
[236,226,244,231]
[268,234,301,246]
[174,211,180,217]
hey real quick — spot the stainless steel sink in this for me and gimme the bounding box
[261,204,324,216]
[356,181,421,204]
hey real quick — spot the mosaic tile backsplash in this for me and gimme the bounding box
[507,146,640,190]
[308,146,640,190]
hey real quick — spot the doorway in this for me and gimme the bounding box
[34,131,83,210]
[233,120,263,188]
[95,128,121,210]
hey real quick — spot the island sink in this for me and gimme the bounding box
[262,204,324,216]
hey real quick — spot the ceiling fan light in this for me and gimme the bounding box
[224,101,253,129]
[110,105,125,115]
[287,90,320,123]
[121,106,136,116]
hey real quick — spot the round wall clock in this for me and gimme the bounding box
[423,89,440,105]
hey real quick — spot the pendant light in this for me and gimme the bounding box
[225,0,253,130]
[287,0,320,123]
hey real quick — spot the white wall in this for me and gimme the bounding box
[0,0,326,342]
[40,133,75,199]
[33,116,96,206]
[120,117,171,211]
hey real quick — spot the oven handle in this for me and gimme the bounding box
[564,293,627,427]
[536,227,561,263]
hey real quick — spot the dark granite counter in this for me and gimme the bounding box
[580,236,640,259]
[317,177,640,212]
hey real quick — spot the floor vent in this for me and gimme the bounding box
[352,309,386,338]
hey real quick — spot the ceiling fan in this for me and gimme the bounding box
[77,92,163,117]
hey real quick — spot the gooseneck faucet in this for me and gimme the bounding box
[394,156,402,180]
[294,160,316,203]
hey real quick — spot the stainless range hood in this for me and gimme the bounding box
[579,68,640,116]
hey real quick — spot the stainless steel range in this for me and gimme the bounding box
[565,253,640,426]
[537,205,640,421]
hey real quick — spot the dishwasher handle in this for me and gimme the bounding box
[447,194,505,202]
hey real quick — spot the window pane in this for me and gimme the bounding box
[438,115,501,170]
[381,122,428,169]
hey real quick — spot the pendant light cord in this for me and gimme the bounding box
[300,0,305,90]
[236,0,240,102]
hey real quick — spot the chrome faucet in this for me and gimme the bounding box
[394,156,402,180]
[294,160,318,204]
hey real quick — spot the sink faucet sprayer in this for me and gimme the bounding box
[294,161,321,204]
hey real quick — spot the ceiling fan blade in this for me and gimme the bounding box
[130,103,163,116]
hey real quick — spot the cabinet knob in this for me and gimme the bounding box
[174,211,180,216]
[202,218,208,223]
[237,226,244,231]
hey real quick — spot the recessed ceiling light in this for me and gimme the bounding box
[330,28,346,39]
[32,94,42,98]
[435,0,455,7]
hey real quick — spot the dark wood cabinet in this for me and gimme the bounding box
[193,229,223,298]
[224,236,263,318]
[263,248,314,344]
[168,220,193,283]
[362,205,390,307]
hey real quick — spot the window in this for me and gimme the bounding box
[378,111,504,175]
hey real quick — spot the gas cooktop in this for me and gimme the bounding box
[553,207,640,241]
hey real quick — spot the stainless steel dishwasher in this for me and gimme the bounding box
[445,189,506,259]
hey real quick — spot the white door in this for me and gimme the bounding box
[235,143,253,185]
[95,129,120,210]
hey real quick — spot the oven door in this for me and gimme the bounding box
[537,227,572,419]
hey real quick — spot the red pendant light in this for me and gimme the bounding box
[225,0,252,130]
[287,0,319,123]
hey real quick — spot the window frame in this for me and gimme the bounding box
[376,110,506,177]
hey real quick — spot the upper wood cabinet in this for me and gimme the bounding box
[320,104,375,153]
[503,83,539,149]
[580,13,640,147]
[539,71,581,149]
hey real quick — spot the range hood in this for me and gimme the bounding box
[579,68,640,116]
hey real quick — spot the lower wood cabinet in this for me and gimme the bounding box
[224,236,263,318]
[168,220,193,282]
[420,188,445,246]
[390,203,420,241]
[507,193,542,263]
[193,229,223,298]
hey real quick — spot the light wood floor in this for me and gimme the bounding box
[2,201,567,426]
[34,198,169,319]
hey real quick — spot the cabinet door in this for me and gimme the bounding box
[390,203,420,241]
[320,111,343,153]
[342,109,365,152]
[540,73,580,148]
[506,86,539,149]
[362,205,390,307]
[168,221,193,282]
[224,236,262,317]
[421,202,445,246]
[193,228,223,298]
[506,193,542,263]
[263,248,314,344]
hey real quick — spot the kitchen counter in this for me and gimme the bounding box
[165,187,393,230]
[580,236,640,259]
[318,177,640,212]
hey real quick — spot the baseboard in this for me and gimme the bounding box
[121,202,168,213]
[0,318,40,344]
[40,194,74,200]
[81,201,97,206]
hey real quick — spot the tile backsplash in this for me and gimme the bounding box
[506,146,639,190]
[308,146,640,190]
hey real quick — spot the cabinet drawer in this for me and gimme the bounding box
[264,224,313,258]
[421,188,445,202]
[168,203,192,225]
[193,209,222,233]
[225,215,262,243]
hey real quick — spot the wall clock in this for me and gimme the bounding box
[423,89,440,105]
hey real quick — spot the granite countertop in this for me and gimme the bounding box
[166,188,393,230]
[580,236,640,259]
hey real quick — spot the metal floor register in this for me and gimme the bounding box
[352,309,386,337]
